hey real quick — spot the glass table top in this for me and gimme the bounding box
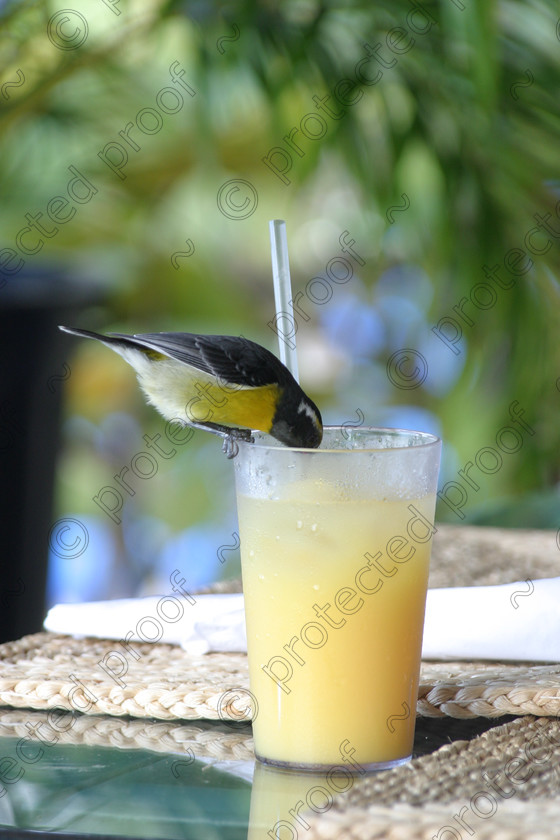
[0,712,505,839]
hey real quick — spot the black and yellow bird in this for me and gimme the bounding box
[59,327,323,455]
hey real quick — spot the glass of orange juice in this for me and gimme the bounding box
[233,426,441,772]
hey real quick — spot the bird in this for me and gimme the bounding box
[59,326,323,456]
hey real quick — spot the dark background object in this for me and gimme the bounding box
[0,266,102,643]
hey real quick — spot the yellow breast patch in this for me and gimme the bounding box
[186,381,281,433]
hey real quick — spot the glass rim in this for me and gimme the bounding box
[238,425,441,455]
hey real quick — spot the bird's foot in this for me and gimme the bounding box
[186,420,254,458]
[222,435,239,460]
[221,427,255,459]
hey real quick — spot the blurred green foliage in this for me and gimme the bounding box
[2,0,560,597]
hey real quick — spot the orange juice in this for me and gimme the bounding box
[234,427,441,771]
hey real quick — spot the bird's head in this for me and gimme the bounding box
[270,392,323,449]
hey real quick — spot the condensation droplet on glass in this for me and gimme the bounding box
[296,520,303,529]
[311,523,318,532]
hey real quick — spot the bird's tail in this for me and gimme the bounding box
[58,326,169,370]
[58,325,152,353]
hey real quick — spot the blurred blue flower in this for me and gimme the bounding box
[157,522,229,592]
[376,297,426,350]
[416,331,467,396]
[375,264,433,312]
[46,516,117,606]
[63,414,98,446]
[374,265,433,349]
[122,514,171,585]
[320,293,385,359]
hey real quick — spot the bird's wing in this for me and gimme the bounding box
[119,332,286,388]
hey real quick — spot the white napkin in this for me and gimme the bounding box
[44,577,560,662]
[44,593,247,655]
[422,577,560,661]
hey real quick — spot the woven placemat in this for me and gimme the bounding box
[428,523,559,588]
[0,707,254,762]
[304,715,560,839]
[0,632,247,721]
[306,800,560,840]
[1,632,559,722]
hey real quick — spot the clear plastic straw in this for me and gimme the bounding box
[269,219,299,383]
